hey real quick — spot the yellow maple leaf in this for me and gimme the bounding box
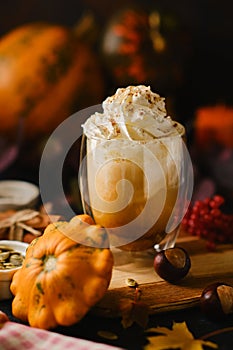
[144,322,218,350]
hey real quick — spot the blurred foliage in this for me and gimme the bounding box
[0,0,232,112]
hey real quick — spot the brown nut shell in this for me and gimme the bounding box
[153,247,191,283]
[200,282,233,320]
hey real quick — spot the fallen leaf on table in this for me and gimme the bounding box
[119,298,149,329]
[144,322,218,350]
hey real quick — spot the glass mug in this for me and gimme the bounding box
[79,123,193,253]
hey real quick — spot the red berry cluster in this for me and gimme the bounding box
[181,195,233,250]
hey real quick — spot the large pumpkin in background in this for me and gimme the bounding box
[0,22,105,138]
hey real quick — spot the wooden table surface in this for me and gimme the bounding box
[95,235,233,318]
[1,235,233,350]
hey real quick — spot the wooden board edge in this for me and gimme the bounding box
[93,275,233,318]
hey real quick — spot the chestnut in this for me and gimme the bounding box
[153,247,191,283]
[200,282,233,320]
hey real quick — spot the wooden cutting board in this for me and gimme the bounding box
[94,234,233,317]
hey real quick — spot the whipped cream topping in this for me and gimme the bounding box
[82,85,183,140]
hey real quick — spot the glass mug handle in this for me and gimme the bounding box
[154,227,180,252]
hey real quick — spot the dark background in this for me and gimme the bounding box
[1,0,233,115]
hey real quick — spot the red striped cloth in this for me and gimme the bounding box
[0,321,122,350]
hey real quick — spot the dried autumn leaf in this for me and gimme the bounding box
[144,322,218,350]
[119,298,149,329]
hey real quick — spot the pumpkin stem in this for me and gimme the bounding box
[43,255,57,272]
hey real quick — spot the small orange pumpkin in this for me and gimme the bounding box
[10,214,113,329]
